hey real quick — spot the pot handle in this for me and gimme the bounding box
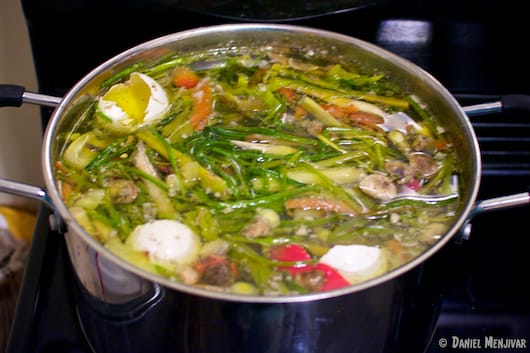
[0,178,63,231]
[470,189,530,217]
[461,93,530,215]
[457,190,529,243]
[463,94,530,116]
[0,178,53,208]
[0,84,62,108]
[460,94,530,236]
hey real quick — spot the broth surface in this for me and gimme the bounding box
[55,47,460,295]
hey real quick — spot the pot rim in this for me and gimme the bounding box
[40,23,481,304]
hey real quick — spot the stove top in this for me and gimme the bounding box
[7,1,530,352]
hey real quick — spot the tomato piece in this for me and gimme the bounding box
[172,66,200,89]
[278,87,297,103]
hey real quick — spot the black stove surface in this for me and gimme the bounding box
[8,0,530,352]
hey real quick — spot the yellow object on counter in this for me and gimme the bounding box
[0,206,34,353]
[0,206,36,243]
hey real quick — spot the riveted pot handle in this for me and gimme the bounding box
[0,84,62,108]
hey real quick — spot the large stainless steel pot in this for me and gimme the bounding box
[1,24,529,353]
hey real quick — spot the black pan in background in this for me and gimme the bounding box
[163,0,394,21]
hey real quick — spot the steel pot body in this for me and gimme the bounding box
[45,24,479,353]
[71,247,448,353]
[41,23,482,303]
[1,24,529,353]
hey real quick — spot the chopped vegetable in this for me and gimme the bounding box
[285,197,358,216]
[62,131,111,170]
[359,174,398,201]
[298,96,346,128]
[270,244,350,291]
[172,66,200,89]
[193,255,238,286]
[189,81,213,131]
[133,141,175,218]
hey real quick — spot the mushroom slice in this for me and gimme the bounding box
[409,153,439,177]
[294,269,327,292]
[384,160,414,184]
[105,179,139,204]
[359,174,397,201]
[241,208,280,238]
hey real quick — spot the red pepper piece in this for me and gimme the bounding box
[314,263,350,291]
[269,244,312,275]
[269,244,311,262]
[270,244,350,291]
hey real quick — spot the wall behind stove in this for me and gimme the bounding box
[0,0,42,211]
